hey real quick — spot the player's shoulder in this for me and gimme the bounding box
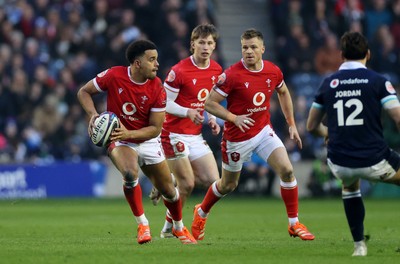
[262,60,282,73]
[209,59,223,71]
[96,66,127,80]
[171,57,192,72]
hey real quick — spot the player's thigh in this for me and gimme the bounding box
[382,150,400,185]
[385,169,400,185]
[166,157,195,186]
[191,153,219,188]
[109,144,140,180]
[266,147,293,180]
[141,161,175,196]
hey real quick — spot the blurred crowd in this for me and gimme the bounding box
[0,0,219,164]
[0,0,399,174]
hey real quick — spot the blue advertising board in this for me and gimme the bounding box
[0,161,107,199]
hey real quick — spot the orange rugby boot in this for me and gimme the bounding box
[137,224,152,244]
[191,204,207,240]
[172,227,197,244]
[288,222,315,240]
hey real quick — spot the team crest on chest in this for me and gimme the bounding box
[141,95,148,104]
[244,82,249,88]
[192,79,197,85]
[211,76,216,84]
[266,79,271,87]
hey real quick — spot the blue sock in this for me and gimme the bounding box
[342,191,365,242]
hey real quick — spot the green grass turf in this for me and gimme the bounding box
[0,197,399,264]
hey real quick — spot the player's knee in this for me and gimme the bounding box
[120,168,138,182]
[277,166,294,182]
[179,180,195,195]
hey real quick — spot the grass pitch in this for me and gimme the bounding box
[0,197,399,264]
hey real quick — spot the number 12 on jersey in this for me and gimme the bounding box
[333,99,364,126]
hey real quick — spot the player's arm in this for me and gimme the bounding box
[276,82,302,149]
[206,112,220,135]
[386,106,400,132]
[77,80,100,136]
[165,86,204,125]
[111,111,165,142]
[205,89,254,133]
[306,105,328,138]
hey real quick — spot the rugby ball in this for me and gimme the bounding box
[91,111,120,147]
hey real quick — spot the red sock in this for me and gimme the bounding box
[165,211,172,223]
[163,197,182,221]
[123,185,144,216]
[280,185,298,218]
[201,183,222,213]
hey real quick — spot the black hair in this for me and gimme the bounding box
[125,40,157,64]
[340,32,369,60]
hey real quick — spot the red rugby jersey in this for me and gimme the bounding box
[93,66,166,143]
[215,59,284,142]
[163,56,222,135]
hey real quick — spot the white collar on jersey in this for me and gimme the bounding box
[127,66,149,85]
[190,55,210,69]
[339,61,367,70]
[241,58,264,72]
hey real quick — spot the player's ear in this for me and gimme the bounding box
[366,49,371,61]
[134,59,141,68]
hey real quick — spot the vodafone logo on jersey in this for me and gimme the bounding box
[122,102,137,115]
[253,92,266,106]
[330,79,339,88]
[197,88,209,101]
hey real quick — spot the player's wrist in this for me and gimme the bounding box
[286,117,295,127]
[226,112,237,123]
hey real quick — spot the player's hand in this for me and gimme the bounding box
[208,118,221,135]
[289,125,303,149]
[109,122,128,142]
[88,113,99,137]
[234,113,255,133]
[187,108,204,125]
[324,136,329,146]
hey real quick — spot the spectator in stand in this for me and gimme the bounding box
[304,0,337,47]
[364,0,392,41]
[390,0,400,49]
[335,0,364,37]
[314,33,342,76]
[369,25,400,80]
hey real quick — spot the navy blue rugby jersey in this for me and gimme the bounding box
[312,61,399,167]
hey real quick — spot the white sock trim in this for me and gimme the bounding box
[162,187,180,202]
[212,181,224,197]
[342,190,362,199]
[280,179,297,188]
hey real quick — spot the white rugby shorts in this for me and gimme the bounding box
[113,137,165,166]
[161,131,212,161]
[327,158,397,187]
[222,125,284,172]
